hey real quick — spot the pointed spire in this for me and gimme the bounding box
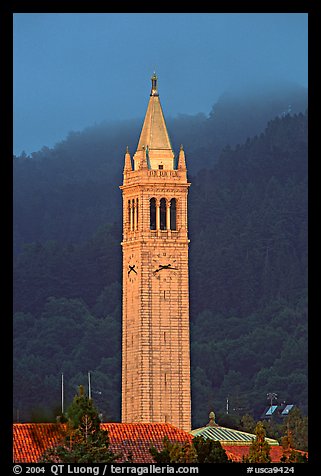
[123,146,132,173]
[134,73,174,170]
[178,144,186,170]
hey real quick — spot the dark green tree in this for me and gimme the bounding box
[240,414,257,433]
[41,386,119,463]
[150,436,197,463]
[150,435,229,463]
[192,436,230,463]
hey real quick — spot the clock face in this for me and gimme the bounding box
[127,253,139,283]
[152,251,178,281]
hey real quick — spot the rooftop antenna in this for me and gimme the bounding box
[267,392,278,407]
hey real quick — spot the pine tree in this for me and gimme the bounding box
[41,386,119,463]
[280,424,308,462]
[282,407,308,451]
[245,421,271,463]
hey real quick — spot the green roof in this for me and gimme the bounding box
[190,425,279,446]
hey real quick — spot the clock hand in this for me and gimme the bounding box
[153,265,165,275]
[153,264,178,274]
[128,264,137,275]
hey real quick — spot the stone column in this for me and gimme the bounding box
[166,199,171,230]
[130,199,134,232]
[134,199,137,231]
[136,198,139,230]
[156,199,160,231]
[127,200,131,233]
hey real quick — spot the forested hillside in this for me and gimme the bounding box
[13,84,307,428]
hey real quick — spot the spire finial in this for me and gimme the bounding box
[207,411,218,427]
[151,72,159,96]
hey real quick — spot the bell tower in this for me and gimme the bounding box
[120,73,191,432]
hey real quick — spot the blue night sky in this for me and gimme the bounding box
[13,13,308,156]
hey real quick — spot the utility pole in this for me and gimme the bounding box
[88,371,91,399]
[61,373,64,415]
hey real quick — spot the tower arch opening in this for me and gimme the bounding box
[170,198,177,230]
[160,198,167,230]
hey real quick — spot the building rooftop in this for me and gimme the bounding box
[191,424,279,446]
[190,411,279,446]
[13,421,307,463]
[13,422,192,463]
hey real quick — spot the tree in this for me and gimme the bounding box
[244,422,271,463]
[240,414,257,434]
[150,437,197,463]
[280,429,308,463]
[281,407,308,451]
[41,386,119,463]
[150,436,229,463]
[192,436,230,463]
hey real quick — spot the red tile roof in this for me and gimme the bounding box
[223,445,285,462]
[13,423,308,463]
[13,423,193,463]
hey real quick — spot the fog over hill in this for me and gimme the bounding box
[14,81,307,253]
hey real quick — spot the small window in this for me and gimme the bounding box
[158,164,164,170]
[160,198,166,230]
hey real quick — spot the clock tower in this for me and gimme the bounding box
[120,73,191,432]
